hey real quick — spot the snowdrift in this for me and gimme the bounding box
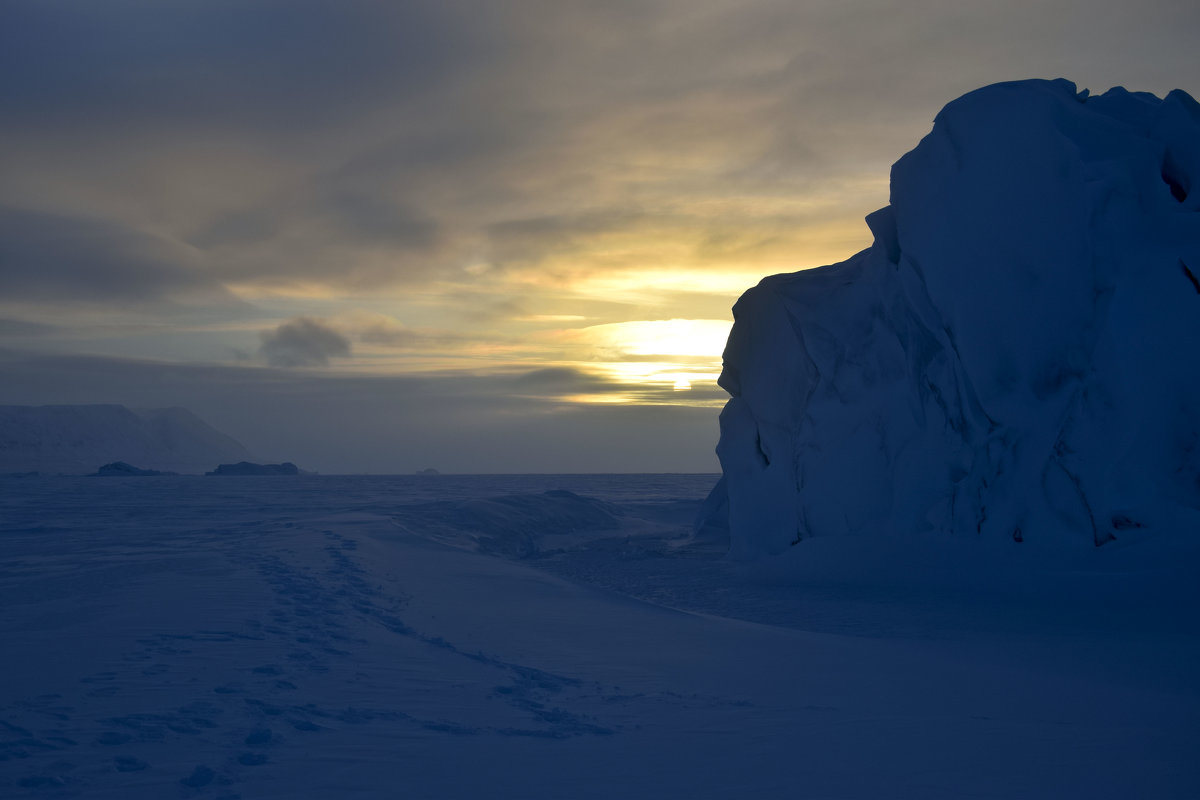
[0,404,254,475]
[707,79,1200,556]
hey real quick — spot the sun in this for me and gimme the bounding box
[590,319,731,358]
[543,317,730,406]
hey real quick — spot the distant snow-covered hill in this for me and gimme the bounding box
[0,404,254,475]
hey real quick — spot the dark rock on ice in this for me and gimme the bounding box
[91,461,177,477]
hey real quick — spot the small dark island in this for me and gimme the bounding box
[206,461,301,476]
[92,462,178,477]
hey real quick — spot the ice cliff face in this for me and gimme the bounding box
[709,79,1200,557]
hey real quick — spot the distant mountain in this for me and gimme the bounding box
[0,404,255,475]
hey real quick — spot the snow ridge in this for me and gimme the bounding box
[708,79,1200,556]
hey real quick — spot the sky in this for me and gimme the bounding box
[1,0,1197,473]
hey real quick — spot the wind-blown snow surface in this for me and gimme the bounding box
[0,405,254,476]
[709,79,1200,556]
[1,475,1197,798]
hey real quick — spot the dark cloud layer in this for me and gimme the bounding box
[0,206,245,312]
[0,1,481,133]
[259,317,351,367]
[0,318,55,337]
[7,0,1196,298]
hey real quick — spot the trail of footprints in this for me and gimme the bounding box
[0,524,630,795]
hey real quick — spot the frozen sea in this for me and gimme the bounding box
[1,474,1197,799]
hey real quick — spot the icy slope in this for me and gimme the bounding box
[709,79,1200,556]
[0,404,254,475]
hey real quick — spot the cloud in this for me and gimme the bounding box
[341,312,475,350]
[0,0,482,135]
[512,366,618,395]
[2,0,1199,411]
[505,364,726,409]
[259,317,352,367]
[5,0,1197,300]
[190,190,440,263]
[0,349,724,473]
[0,206,245,313]
[0,318,56,337]
[356,318,423,348]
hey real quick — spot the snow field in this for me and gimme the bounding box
[0,475,1196,798]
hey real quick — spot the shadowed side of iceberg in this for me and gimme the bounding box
[704,78,1200,557]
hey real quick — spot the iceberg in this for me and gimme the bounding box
[707,79,1200,557]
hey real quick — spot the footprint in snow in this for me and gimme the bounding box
[114,755,149,772]
[243,728,272,746]
[289,719,322,732]
[243,698,284,716]
[95,731,132,746]
[180,764,215,788]
[79,671,118,685]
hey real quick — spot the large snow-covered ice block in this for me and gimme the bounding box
[708,79,1200,557]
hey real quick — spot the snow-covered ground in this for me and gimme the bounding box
[1,474,1197,799]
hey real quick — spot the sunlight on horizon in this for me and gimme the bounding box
[573,319,732,359]
[545,318,731,407]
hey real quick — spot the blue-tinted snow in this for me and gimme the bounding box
[710,79,1200,556]
[1,474,1197,798]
